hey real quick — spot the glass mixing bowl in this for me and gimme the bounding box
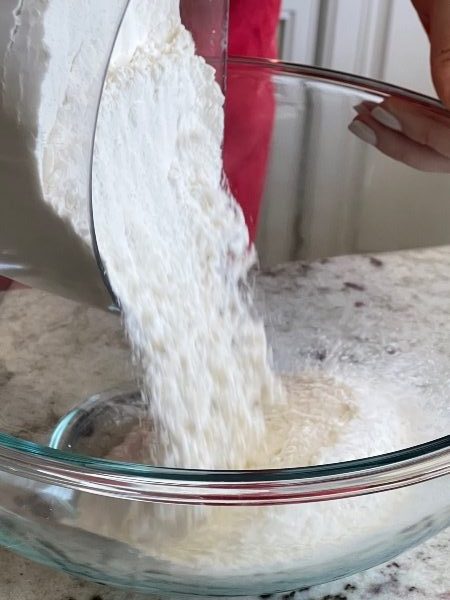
[0,59,449,597]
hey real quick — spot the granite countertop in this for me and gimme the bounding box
[0,248,449,599]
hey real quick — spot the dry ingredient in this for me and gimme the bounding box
[92,0,280,470]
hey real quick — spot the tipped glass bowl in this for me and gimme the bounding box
[0,60,449,597]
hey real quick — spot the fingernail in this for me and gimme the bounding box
[353,101,377,115]
[371,106,402,132]
[348,120,377,146]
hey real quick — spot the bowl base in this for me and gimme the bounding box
[49,386,151,461]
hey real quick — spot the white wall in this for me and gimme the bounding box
[279,0,434,94]
[383,0,434,96]
[278,0,320,64]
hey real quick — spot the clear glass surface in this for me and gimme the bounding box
[180,0,229,88]
[91,0,230,307]
[0,60,449,596]
[0,1,229,310]
[0,1,129,309]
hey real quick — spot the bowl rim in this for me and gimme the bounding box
[1,58,449,505]
[230,56,446,107]
[0,432,449,504]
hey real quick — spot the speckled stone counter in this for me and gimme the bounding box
[0,247,449,599]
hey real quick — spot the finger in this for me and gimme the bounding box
[369,97,450,158]
[348,115,450,173]
[411,0,432,35]
[430,0,450,107]
[353,100,378,115]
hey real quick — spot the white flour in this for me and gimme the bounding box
[39,0,428,573]
[79,367,414,572]
[92,1,280,470]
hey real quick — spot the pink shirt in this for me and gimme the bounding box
[224,0,281,241]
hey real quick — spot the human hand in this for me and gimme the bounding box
[411,0,450,107]
[349,97,450,173]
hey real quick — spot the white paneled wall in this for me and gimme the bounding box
[383,0,434,96]
[279,0,433,94]
[278,0,320,64]
[313,0,391,79]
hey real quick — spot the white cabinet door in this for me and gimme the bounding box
[313,0,392,80]
[280,1,393,260]
[257,3,321,266]
[280,0,433,92]
[383,0,434,96]
[279,0,320,63]
[318,0,440,256]
[315,0,433,94]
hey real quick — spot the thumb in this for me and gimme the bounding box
[430,0,450,107]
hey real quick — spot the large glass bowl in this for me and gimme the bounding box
[0,59,449,597]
